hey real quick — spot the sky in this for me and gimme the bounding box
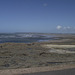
[0,0,75,33]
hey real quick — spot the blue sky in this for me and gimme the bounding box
[0,0,75,33]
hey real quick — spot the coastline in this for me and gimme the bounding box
[0,34,75,75]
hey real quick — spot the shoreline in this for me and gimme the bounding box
[0,34,75,75]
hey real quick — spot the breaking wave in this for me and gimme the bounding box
[0,33,56,43]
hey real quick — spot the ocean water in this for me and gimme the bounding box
[0,33,56,43]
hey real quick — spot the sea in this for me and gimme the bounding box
[0,33,57,43]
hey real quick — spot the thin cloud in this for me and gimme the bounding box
[63,26,71,30]
[43,3,48,7]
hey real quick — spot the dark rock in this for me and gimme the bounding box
[3,64,10,67]
[0,46,2,48]
[39,52,46,56]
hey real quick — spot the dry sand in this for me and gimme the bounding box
[0,64,75,75]
[42,44,75,54]
[43,45,75,48]
[0,43,75,75]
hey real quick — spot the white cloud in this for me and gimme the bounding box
[56,25,62,30]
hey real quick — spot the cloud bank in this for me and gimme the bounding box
[56,25,75,32]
